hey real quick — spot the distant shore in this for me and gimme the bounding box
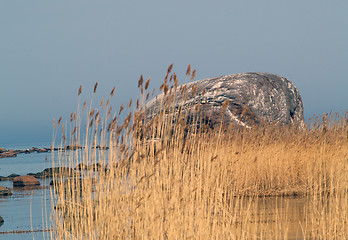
[0,145,109,159]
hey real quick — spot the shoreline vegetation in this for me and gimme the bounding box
[43,65,348,238]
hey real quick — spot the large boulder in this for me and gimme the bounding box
[13,175,40,187]
[0,186,12,196]
[146,72,304,128]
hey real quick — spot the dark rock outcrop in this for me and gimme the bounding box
[75,163,106,172]
[146,72,304,128]
[66,145,82,150]
[74,163,87,171]
[13,175,40,187]
[37,148,50,153]
[86,163,106,172]
[34,167,77,178]
[0,150,17,159]
[0,216,4,226]
[0,186,12,196]
[8,173,20,178]
[0,173,21,181]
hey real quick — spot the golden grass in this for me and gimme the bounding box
[47,66,348,239]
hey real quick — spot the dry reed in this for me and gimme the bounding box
[47,66,348,239]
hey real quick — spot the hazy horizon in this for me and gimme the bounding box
[1,0,347,145]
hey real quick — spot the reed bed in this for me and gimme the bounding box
[47,66,348,239]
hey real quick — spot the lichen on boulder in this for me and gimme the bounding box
[145,72,304,129]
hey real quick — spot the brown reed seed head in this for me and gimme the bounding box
[110,87,116,97]
[94,82,98,93]
[167,63,174,74]
[119,104,124,115]
[89,109,95,118]
[100,99,104,106]
[72,126,77,135]
[128,99,133,109]
[146,93,149,101]
[159,83,164,91]
[191,69,196,80]
[138,75,144,87]
[78,85,82,96]
[164,85,169,95]
[186,64,191,77]
[58,116,62,126]
[116,125,123,136]
[145,78,150,90]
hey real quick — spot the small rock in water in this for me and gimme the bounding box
[13,175,40,187]
[0,151,17,158]
[35,167,77,178]
[0,186,12,196]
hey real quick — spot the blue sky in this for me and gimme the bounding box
[0,0,347,144]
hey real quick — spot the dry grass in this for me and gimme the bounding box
[47,66,348,239]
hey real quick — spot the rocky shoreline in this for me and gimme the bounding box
[0,146,80,159]
[0,145,109,227]
[0,145,109,159]
[0,147,51,159]
[0,163,105,226]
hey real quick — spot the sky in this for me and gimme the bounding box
[0,0,347,144]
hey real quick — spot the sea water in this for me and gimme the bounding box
[0,142,56,240]
[0,141,108,240]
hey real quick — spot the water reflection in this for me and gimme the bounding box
[0,179,52,240]
[222,195,313,239]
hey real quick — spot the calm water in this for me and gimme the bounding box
[0,142,58,240]
[0,180,52,240]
